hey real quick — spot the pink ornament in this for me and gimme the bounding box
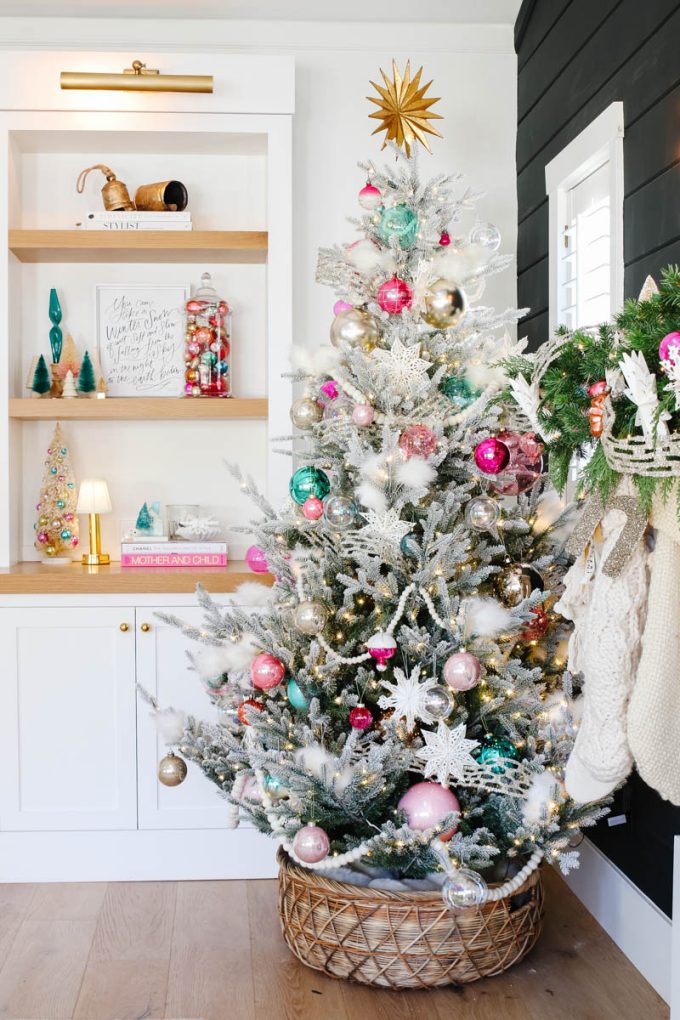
[250,653,285,691]
[241,775,262,802]
[292,824,330,863]
[71,536,79,547]
[64,512,74,522]
[399,424,438,460]
[659,331,680,363]
[398,782,460,839]
[185,382,194,395]
[245,545,269,573]
[443,652,482,691]
[352,403,375,427]
[439,230,451,246]
[358,182,382,210]
[366,632,397,672]
[333,300,353,316]
[474,436,510,475]
[349,705,373,730]
[377,275,413,314]
[489,431,544,496]
[320,380,340,401]
[302,496,324,521]
[37,531,48,544]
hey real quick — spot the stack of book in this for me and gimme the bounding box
[121,539,228,568]
[78,211,193,231]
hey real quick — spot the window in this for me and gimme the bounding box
[546,102,624,333]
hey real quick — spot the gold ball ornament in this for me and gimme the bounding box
[330,308,380,352]
[494,563,545,607]
[290,397,323,429]
[157,752,188,787]
[422,279,468,329]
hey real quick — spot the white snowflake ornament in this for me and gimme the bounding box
[378,666,440,731]
[415,721,479,785]
[372,339,431,401]
[361,508,411,552]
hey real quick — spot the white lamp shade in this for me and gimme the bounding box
[76,478,112,514]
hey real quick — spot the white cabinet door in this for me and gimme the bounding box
[136,607,229,829]
[0,606,137,831]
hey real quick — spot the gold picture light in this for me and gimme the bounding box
[60,59,213,94]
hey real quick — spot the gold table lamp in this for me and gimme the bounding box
[76,479,112,566]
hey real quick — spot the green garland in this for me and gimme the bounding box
[505,266,680,505]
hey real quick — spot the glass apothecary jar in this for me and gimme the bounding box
[184,272,231,397]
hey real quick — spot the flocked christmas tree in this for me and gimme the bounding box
[34,423,79,560]
[77,350,96,395]
[31,354,51,396]
[156,64,608,906]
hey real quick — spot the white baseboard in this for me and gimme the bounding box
[560,837,672,1005]
[0,827,279,883]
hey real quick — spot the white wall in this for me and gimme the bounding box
[0,18,518,345]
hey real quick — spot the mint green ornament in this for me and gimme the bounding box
[290,466,331,505]
[378,204,418,249]
[287,678,309,711]
[440,375,481,409]
[474,735,520,774]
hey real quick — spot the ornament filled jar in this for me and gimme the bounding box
[184,272,231,397]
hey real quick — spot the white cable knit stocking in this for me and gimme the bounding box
[628,486,680,805]
[556,503,649,804]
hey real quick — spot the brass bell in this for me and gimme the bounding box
[134,180,188,211]
[76,163,135,212]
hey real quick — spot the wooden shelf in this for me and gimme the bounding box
[8,229,268,264]
[9,397,268,421]
[0,560,273,595]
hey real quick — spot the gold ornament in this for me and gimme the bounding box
[495,563,544,607]
[367,60,443,157]
[158,752,188,787]
[330,308,380,352]
[422,279,467,329]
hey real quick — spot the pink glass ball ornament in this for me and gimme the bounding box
[320,380,340,401]
[399,424,438,460]
[377,275,413,314]
[333,300,353,316]
[443,652,482,691]
[245,545,269,574]
[398,782,460,839]
[474,436,510,475]
[352,403,375,427]
[349,705,373,730]
[302,496,324,521]
[366,631,397,672]
[358,181,382,210]
[250,653,285,691]
[292,824,331,864]
[659,331,680,364]
[489,431,544,496]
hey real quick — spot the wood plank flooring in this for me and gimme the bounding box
[0,868,668,1020]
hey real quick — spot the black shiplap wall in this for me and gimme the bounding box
[515,0,680,916]
[516,0,680,350]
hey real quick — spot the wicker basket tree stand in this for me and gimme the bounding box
[277,849,544,989]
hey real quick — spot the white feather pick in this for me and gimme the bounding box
[289,344,341,377]
[619,350,670,443]
[194,635,258,679]
[394,456,437,489]
[356,480,388,513]
[532,490,565,535]
[154,707,187,744]
[359,451,389,485]
[346,238,395,275]
[435,244,487,283]
[463,597,514,638]
[522,771,561,827]
[295,745,354,794]
[232,582,274,608]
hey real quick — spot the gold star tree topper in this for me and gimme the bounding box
[367,60,443,157]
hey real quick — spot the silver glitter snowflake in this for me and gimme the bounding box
[415,721,479,785]
[378,666,440,731]
[372,339,430,400]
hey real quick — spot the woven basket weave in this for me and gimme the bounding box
[277,849,544,988]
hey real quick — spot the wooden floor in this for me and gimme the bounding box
[0,868,667,1020]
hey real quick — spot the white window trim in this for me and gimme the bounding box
[545,101,625,335]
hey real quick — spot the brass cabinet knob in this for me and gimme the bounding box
[140,622,151,632]
[119,623,129,632]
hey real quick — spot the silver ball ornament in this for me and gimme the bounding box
[330,308,380,352]
[323,396,353,421]
[442,868,488,913]
[421,685,454,720]
[422,279,468,329]
[290,397,323,429]
[293,600,329,635]
[465,496,501,532]
[324,495,358,530]
[157,752,188,787]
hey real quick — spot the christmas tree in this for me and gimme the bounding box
[160,65,607,902]
[31,354,51,396]
[34,424,79,560]
[135,502,152,531]
[77,350,96,394]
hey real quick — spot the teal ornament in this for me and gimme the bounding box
[48,288,63,364]
[474,735,520,774]
[440,375,481,409]
[50,467,57,475]
[287,678,309,711]
[56,500,65,509]
[290,466,331,505]
[60,447,67,455]
[400,532,421,559]
[378,204,418,249]
[60,529,71,540]
[263,774,285,799]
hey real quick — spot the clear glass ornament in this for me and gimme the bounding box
[465,495,501,532]
[470,221,501,252]
[442,868,488,912]
[323,396,353,421]
[293,600,329,635]
[324,495,358,529]
[421,685,454,720]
